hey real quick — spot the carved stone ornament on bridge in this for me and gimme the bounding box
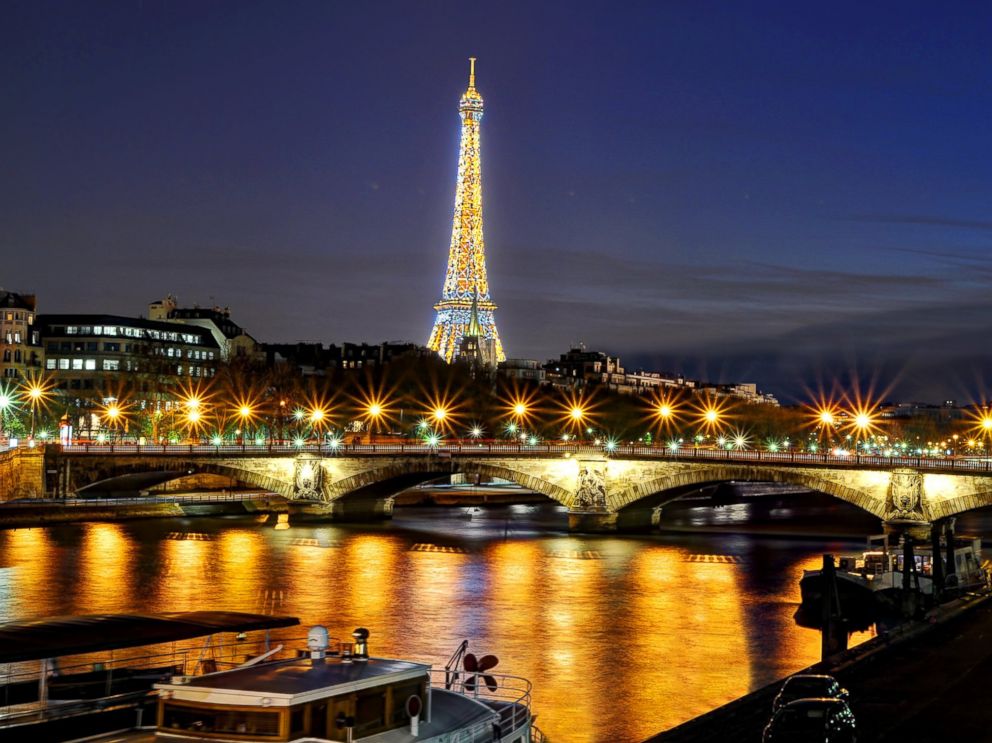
[885,468,926,523]
[294,455,323,501]
[573,461,607,512]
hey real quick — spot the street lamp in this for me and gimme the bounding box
[24,380,48,440]
[365,400,385,441]
[0,390,12,443]
[236,403,254,444]
[101,401,124,442]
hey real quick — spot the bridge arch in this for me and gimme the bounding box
[67,457,295,498]
[928,487,992,520]
[323,459,572,506]
[610,464,887,519]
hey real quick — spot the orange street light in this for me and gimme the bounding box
[20,375,53,439]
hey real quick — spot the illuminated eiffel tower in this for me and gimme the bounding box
[427,58,506,364]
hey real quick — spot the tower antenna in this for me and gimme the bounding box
[469,57,476,88]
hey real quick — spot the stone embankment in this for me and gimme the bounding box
[0,447,44,499]
[646,591,992,742]
[0,493,288,528]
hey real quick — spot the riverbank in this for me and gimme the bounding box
[0,493,288,527]
[646,590,992,742]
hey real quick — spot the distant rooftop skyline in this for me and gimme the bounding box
[2,1,991,402]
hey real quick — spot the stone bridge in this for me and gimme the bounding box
[26,443,992,532]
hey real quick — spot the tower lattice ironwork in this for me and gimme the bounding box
[427,58,505,364]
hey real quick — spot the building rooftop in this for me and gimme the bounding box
[37,314,220,347]
[0,291,36,311]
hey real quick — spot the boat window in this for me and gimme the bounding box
[290,705,306,736]
[354,689,387,735]
[162,703,281,738]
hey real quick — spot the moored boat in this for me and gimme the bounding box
[796,533,987,627]
[153,628,541,742]
[0,611,300,742]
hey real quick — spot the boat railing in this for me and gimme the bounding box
[0,688,152,726]
[428,669,534,738]
[0,635,314,696]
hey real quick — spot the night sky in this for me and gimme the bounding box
[3,2,991,402]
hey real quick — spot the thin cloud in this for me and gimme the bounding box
[848,214,992,231]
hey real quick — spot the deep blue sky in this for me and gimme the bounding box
[2,1,991,402]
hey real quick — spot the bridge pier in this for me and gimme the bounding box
[567,510,617,532]
[0,446,46,499]
[290,497,395,523]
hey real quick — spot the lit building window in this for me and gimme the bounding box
[59,359,70,370]
[46,359,56,370]
[71,359,83,370]
[103,359,120,371]
[84,359,96,370]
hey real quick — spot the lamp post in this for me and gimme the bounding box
[0,393,11,444]
[366,402,383,443]
[104,403,121,443]
[27,384,44,440]
[238,405,253,446]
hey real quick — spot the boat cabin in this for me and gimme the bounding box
[154,627,506,742]
[156,656,434,741]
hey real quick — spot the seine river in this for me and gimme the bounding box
[0,502,888,743]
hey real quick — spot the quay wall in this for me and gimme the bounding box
[0,447,44,500]
[0,496,288,528]
[647,591,992,742]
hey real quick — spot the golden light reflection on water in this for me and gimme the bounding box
[154,535,212,612]
[76,523,134,613]
[216,530,265,610]
[339,535,401,627]
[284,535,339,620]
[0,528,56,619]
[0,518,876,743]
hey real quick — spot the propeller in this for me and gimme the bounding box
[463,652,500,692]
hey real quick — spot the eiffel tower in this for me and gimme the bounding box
[427,58,506,364]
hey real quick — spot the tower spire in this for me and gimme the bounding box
[427,59,505,365]
[467,291,483,337]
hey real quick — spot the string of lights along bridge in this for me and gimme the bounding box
[427,58,506,365]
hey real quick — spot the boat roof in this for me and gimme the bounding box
[0,612,299,663]
[159,656,430,706]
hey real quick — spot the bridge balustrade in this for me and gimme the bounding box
[49,442,992,473]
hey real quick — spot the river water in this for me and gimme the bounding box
[0,502,883,743]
